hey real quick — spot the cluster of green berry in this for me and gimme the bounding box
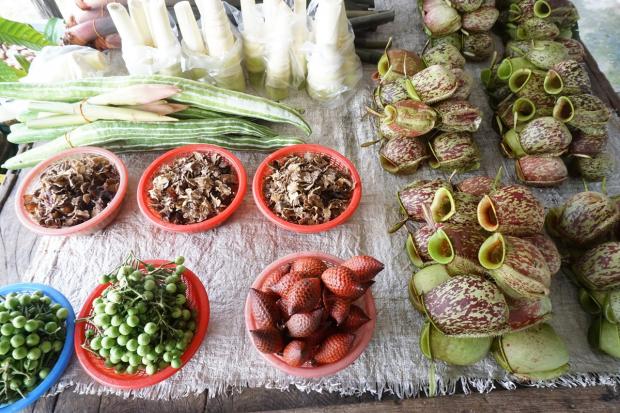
[0,291,67,404]
[82,256,197,376]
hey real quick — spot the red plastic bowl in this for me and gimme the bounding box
[244,252,376,378]
[74,260,210,389]
[137,144,247,233]
[252,144,362,234]
[14,147,128,236]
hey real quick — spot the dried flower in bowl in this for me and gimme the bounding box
[263,153,354,225]
[148,152,238,225]
[23,155,120,228]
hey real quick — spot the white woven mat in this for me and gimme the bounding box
[23,0,620,399]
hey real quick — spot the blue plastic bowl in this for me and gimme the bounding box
[0,283,75,413]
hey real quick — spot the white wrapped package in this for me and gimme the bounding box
[306,0,362,105]
[239,0,266,87]
[22,46,110,83]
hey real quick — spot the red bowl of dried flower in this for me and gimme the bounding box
[15,147,128,236]
[137,144,247,233]
[252,144,362,234]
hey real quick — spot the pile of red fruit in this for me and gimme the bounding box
[249,255,384,367]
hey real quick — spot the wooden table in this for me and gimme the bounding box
[2,2,620,410]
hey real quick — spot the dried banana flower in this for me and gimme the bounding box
[420,320,492,365]
[493,323,569,379]
[479,233,551,299]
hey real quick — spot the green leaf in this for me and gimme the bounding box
[0,60,26,81]
[0,16,54,50]
[43,18,65,44]
[14,54,30,73]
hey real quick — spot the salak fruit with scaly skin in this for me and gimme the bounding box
[379,136,431,175]
[478,233,551,299]
[492,323,570,380]
[477,184,545,236]
[429,132,481,172]
[502,116,572,158]
[313,333,356,364]
[545,191,619,246]
[249,288,281,330]
[515,155,568,187]
[339,305,371,332]
[422,43,466,69]
[341,256,385,283]
[571,242,620,291]
[420,320,493,365]
[422,275,509,337]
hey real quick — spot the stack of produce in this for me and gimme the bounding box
[419,0,500,63]
[546,189,620,358]
[367,46,483,175]
[400,174,570,379]
[482,0,613,185]
[249,255,383,367]
[80,255,197,375]
[0,291,69,404]
[0,75,310,170]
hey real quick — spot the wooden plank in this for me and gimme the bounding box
[54,390,101,412]
[263,386,620,413]
[26,394,57,413]
[204,390,234,413]
[0,143,27,213]
[98,392,207,413]
[582,46,620,114]
[30,0,63,18]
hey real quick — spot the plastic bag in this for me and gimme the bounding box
[305,0,362,106]
[122,42,183,76]
[182,30,245,91]
[22,46,111,83]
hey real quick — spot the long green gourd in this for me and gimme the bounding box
[8,123,76,144]
[0,75,311,135]
[2,119,301,169]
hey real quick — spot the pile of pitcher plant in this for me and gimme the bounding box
[546,186,620,358]
[366,45,483,175]
[419,0,499,63]
[482,0,613,186]
[397,173,570,379]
